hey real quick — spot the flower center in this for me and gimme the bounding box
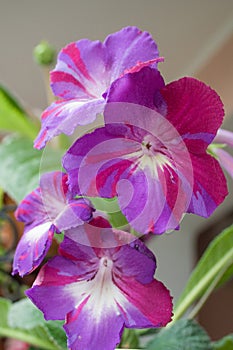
[83,256,120,321]
[138,135,173,178]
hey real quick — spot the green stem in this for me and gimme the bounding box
[173,247,233,322]
[0,187,4,209]
[187,262,232,319]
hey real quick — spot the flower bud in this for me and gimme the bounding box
[33,40,56,66]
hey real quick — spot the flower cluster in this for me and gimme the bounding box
[13,26,228,350]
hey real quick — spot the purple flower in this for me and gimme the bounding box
[34,26,162,149]
[26,219,173,350]
[13,171,94,276]
[63,67,228,234]
[212,129,233,179]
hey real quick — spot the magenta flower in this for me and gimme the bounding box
[212,129,233,179]
[34,26,162,149]
[13,171,94,276]
[26,219,173,350]
[63,67,228,234]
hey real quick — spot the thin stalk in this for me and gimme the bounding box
[173,247,233,322]
[187,262,232,320]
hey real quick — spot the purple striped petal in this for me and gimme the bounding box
[15,188,45,226]
[32,171,93,231]
[34,98,104,149]
[51,26,159,100]
[13,171,93,276]
[13,223,55,276]
[35,27,160,149]
[15,171,70,227]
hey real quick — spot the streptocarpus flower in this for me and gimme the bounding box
[34,26,162,149]
[26,219,173,350]
[63,67,228,234]
[13,171,93,276]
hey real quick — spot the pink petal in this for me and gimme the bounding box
[115,275,173,328]
[188,153,228,217]
[160,77,224,153]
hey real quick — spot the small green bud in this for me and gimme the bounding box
[33,40,56,66]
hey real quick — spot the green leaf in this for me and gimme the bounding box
[108,210,128,228]
[118,328,140,348]
[146,319,212,350]
[212,334,233,350]
[174,225,233,321]
[89,196,119,213]
[0,85,38,139]
[9,299,67,349]
[45,321,67,350]
[8,298,45,329]
[0,298,60,349]
[216,263,233,290]
[8,298,67,349]
[0,297,11,328]
[87,196,128,228]
[0,135,63,203]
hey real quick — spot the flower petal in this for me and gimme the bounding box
[35,171,93,231]
[34,98,104,149]
[26,256,87,320]
[116,166,183,234]
[51,26,159,100]
[15,171,70,227]
[35,27,160,148]
[57,198,94,230]
[160,77,224,153]
[15,187,45,226]
[106,66,165,111]
[51,40,106,100]
[13,222,54,276]
[112,238,156,284]
[104,26,159,81]
[114,276,173,328]
[214,129,233,148]
[64,299,124,350]
[188,153,228,217]
[14,171,93,275]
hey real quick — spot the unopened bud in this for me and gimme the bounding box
[33,40,56,66]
